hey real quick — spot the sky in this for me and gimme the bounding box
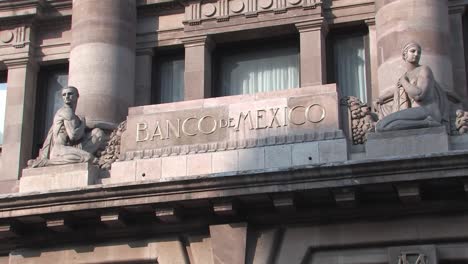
[0,83,6,144]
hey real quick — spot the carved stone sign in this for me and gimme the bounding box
[120,85,340,159]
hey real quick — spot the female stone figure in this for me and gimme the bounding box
[375,42,449,132]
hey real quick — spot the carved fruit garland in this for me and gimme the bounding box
[98,120,127,170]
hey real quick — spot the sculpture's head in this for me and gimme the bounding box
[402,42,422,65]
[62,86,79,106]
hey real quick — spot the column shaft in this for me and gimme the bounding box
[69,0,136,124]
[449,7,468,99]
[376,0,453,95]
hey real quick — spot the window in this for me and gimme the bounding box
[33,65,68,155]
[0,71,7,146]
[152,51,185,104]
[328,27,370,103]
[215,38,299,96]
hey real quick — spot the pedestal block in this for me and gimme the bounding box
[19,163,99,193]
[366,126,449,158]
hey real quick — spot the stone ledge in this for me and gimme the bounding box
[0,150,467,218]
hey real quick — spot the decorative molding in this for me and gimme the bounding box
[0,31,14,44]
[13,25,28,48]
[184,0,321,25]
[120,130,345,161]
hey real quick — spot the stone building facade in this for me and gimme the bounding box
[0,0,467,263]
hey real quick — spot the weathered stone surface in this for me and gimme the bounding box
[366,126,449,158]
[161,155,187,179]
[19,163,99,193]
[210,223,247,264]
[265,145,292,169]
[318,138,348,163]
[292,141,319,165]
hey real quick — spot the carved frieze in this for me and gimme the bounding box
[184,0,321,24]
[0,25,31,48]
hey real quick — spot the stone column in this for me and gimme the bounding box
[68,0,136,124]
[375,0,453,95]
[296,18,328,87]
[134,49,153,106]
[182,35,214,100]
[0,58,38,186]
[366,18,379,101]
[449,6,467,100]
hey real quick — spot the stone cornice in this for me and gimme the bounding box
[136,48,154,57]
[1,150,468,218]
[449,5,466,14]
[365,18,375,26]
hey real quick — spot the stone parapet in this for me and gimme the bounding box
[108,137,348,184]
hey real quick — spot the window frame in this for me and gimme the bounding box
[212,35,300,97]
[326,24,372,104]
[151,48,185,104]
[33,64,69,158]
[0,71,7,153]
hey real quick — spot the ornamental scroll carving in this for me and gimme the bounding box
[185,0,321,24]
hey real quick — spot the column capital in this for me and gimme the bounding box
[365,18,376,26]
[3,57,38,72]
[136,48,154,57]
[295,18,328,34]
[449,5,466,15]
[181,35,215,50]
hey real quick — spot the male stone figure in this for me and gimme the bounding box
[31,86,106,167]
[375,42,450,132]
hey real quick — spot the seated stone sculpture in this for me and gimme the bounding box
[375,42,450,132]
[31,86,106,167]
